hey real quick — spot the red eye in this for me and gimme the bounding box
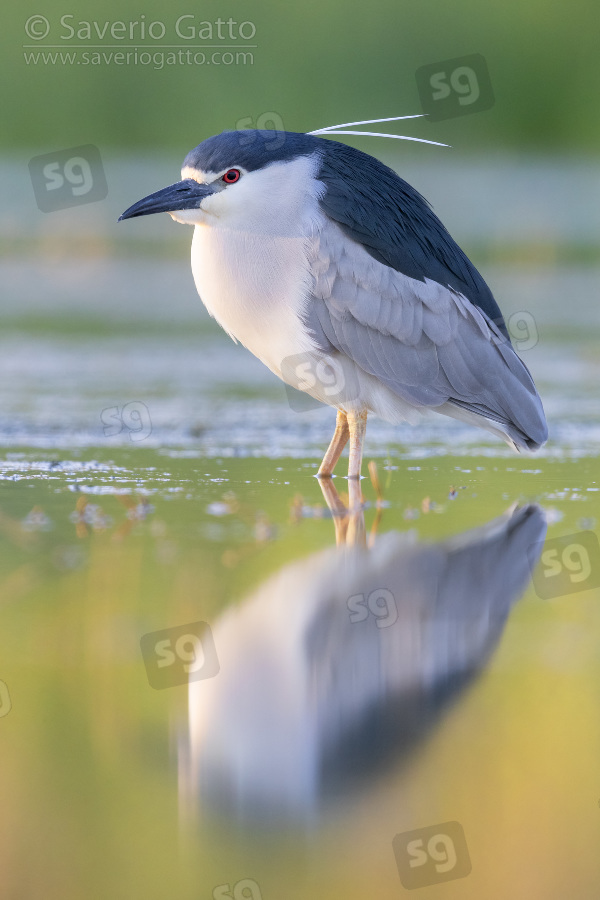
[222,168,241,184]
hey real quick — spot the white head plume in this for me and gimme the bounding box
[308,114,449,147]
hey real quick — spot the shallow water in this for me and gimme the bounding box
[0,326,597,460]
[1,446,600,899]
[2,155,600,898]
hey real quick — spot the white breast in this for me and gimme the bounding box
[189,154,326,378]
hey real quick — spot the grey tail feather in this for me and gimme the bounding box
[446,397,548,451]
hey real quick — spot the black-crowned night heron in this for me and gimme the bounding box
[119,119,548,477]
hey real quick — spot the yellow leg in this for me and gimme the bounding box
[317,410,350,478]
[347,410,368,479]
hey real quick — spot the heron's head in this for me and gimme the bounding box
[119,130,324,232]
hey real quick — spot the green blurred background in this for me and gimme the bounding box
[2,0,599,152]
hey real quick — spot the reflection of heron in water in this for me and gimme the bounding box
[181,480,546,821]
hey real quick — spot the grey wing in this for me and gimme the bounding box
[305,220,548,450]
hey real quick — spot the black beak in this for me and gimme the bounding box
[118,178,215,220]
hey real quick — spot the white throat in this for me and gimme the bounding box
[186,153,326,374]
